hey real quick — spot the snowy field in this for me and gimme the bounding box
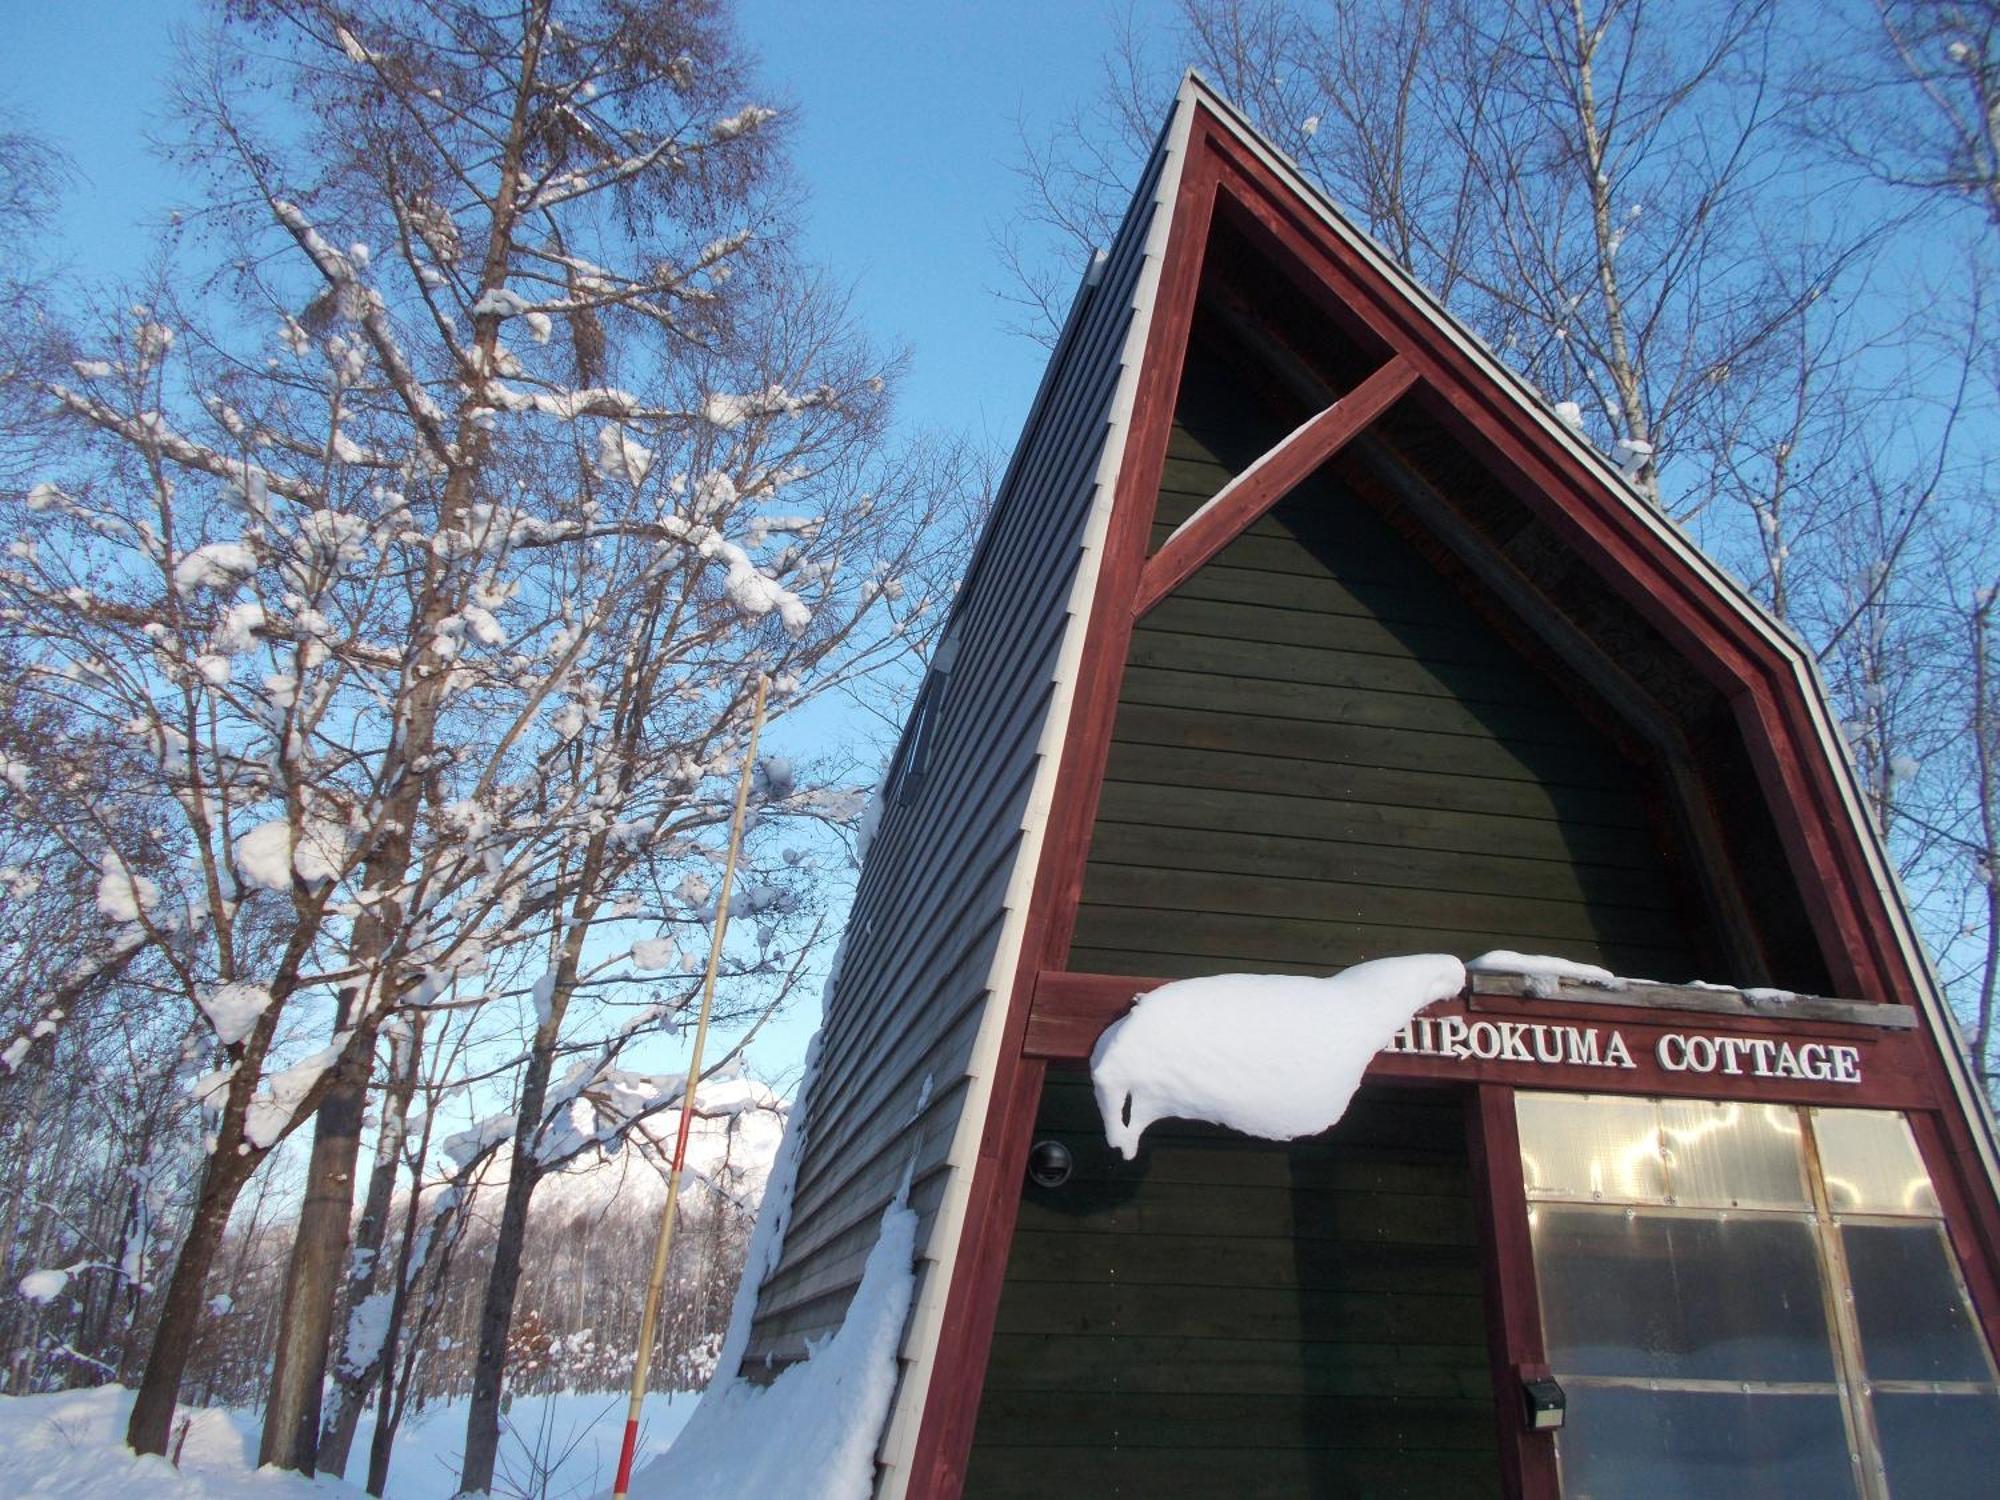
[0,1385,697,1499]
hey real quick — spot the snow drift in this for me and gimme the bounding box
[1090,955,1467,1158]
[628,1194,917,1500]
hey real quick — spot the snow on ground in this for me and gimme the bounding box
[0,1385,348,1497]
[0,1386,696,1500]
[628,1196,916,1500]
[349,1389,696,1500]
[1090,955,1468,1158]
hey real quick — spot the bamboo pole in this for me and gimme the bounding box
[611,673,768,1500]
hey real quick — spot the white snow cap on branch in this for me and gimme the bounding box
[1612,436,1654,476]
[234,817,348,890]
[1090,955,1467,1160]
[95,852,159,924]
[469,286,532,320]
[701,383,822,429]
[198,980,273,1047]
[171,541,258,594]
[629,937,679,970]
[443,1111,516,1171]
[709,104,777,141]
[17,1268,69,1304]
[595,424,655,486]
[706,534,811,635]
[242,1039,344,1149]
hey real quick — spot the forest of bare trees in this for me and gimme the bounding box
[1,1,1997,1496]
[0,0,965,1492]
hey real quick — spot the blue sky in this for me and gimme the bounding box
[3,0,1150,1082]
[7,0,1137,449]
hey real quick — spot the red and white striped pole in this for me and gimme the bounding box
[611,674,767,1500]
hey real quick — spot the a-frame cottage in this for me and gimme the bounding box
[731,75,2000,1498]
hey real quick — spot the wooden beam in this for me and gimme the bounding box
[1467,1084,1561,1500]
[1024,971,1172,1059]
[1132,354,1419,617]
[1024,968,1937,1109]
[1031,968,1916,1057]
[1467,971,1918,1029]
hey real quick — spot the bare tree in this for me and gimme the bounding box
[1,0,964,1466]
[313,1011,424,1477]
[1799,0,2000,229]
[1016,1,1892,514]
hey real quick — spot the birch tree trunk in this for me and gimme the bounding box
[125,1152,256,1456]
[457,942,577,1495]
[258,1027,374,1471]
[318,1019,422,1478]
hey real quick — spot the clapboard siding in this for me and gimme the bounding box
[1066,346,1713,984]
[736,145,1169,1372]
[964,1078,1500,1498]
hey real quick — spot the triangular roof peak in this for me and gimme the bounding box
[1090,69,1992,1158]
[1166,71,1622,464]
[811,75,2000,1499]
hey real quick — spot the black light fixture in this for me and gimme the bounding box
[1027,1139,1073,1189]
[1521,1374,1566,1432]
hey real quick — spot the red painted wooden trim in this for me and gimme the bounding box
[1022,969,1162,1058]
[903,131,1226,1500]
[1025,970,1938,1110]
[906,94,2000,1495]
[1131,354,1419,617]
[1470,1085,1560,1500]
[1200,123,1912,1004]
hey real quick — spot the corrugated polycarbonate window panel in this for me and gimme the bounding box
[1516,1093,1810,1209]
[1517,1093,1667,1202]
[1842,1221,1995,1384]
[1518,1096,2000,1496]
[1872,1392,2000,1499]
[1531,1206,1839,1383]
[1555,1385,1858,1500]
[1656,1099,1812,1209]
[1811,1107,1941,1217]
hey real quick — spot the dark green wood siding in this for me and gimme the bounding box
[966,1078,1499,1499]
[1067,359,1714,983]
[738,149,1169,1370]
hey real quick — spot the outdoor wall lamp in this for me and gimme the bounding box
[1521,1371,1567,1431]
[1027,1139,1073,1189]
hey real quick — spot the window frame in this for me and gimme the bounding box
[1516,1094,2000,1499]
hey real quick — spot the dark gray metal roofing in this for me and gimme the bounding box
[736,126,1171,1371]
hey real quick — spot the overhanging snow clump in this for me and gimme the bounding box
[1091,954,1467,1159]
[629,1194,917,1500]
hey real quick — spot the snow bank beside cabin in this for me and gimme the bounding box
[1090,955,1467,1159]
[629,1194,917,1500]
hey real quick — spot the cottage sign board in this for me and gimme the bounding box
[1385,1012,1865,1085]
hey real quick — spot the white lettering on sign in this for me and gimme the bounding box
[1384,1015,1863,1085]
[1657,1033,1861,1084]
[1387,1016,1636,1071]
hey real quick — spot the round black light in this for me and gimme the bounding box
[1027,1139,1073,1189]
